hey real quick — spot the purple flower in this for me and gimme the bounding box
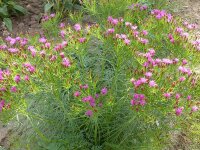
[175,93,181,100]
[80,84,89,90]
[82,96,94,103]
[74,91,81,97]
[85,110,93,117]
[167,13,173,22]
[149,80,157,87]
[40,50,46,57]
[60,23,65,28]
[139,38,149,44]
[8,48,19,53]
[101,87,108,95]
[60,30,66,38]
[179,76,186,82]
[139,99,146,106]
[140,77,148,84]
[182,59,187,65]
[74,24,81,31]
[14,75,21,83]
[89,101,96,107]
[131,99,137,106]
[62,57,71,68]
[124,39,131,45]
[60,52,65,58]
[175,27,184,34]
[95,94,99,99]
[50,55,57,62]
[125,22,132,27]
[79,37,86,43]
[10,86,17,93]
[107,28,115,34]
[39,37,47,43]
[191,106,198,112]
[50,13,55,18]
[163,93,171,99]
[28,66,36,73]
[142,30,148,36]
[24,75,29,81]
[0,87,6,92]
[45,42,51,49]
[187,95,192,101]
[145,72,152,78]
[0,100,5,112]
[175,107,184,116]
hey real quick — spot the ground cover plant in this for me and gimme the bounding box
[0,0,200,149]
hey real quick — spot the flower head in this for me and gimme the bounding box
[10,86,17,93]
[191,106,198,112]
[62,57,71,68]
[85,110,93,117]
[163,93,171,99]
[175,93,181,100]
[0,100,5,112]
[145,72,152,78]
[74,24,81,31]
[39,37,47,43]
[101,87,108,95]
[187,95,192,101]
[149,80,157,87]
[74,91,81,97]
[14,75,21,83]
[175,107,184,116]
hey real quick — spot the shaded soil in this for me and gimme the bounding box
[0,0,45,37]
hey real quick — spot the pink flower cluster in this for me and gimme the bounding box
[107,16,120,26]
[175,27,189,39]
[168,33,175,44]
[131,47,199,116]
[74,24,81,31]
[151,9,173,22]
[183,21,198,30]
[5,36,28,47]
[192,39,200,51]
[74,86,108,117]
[178,66,192,76]
[54,41,68,51]
[42,13,55,22]
[23,63,36,73]
[131,93,146,107]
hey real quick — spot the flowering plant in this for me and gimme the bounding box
[0,2,199,149]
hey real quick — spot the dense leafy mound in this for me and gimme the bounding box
[0,1,199,149]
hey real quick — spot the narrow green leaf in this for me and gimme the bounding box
[13,5,27,14]
[3,18,12,31]
[44,3,54,13]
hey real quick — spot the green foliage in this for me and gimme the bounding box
[44,0,82,16]
[0,0,27,31]
[0,0,200,149]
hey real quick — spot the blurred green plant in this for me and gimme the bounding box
[0,0,27,31]
[44,0,82,15]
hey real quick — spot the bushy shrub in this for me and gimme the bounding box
[0,2,199,149]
